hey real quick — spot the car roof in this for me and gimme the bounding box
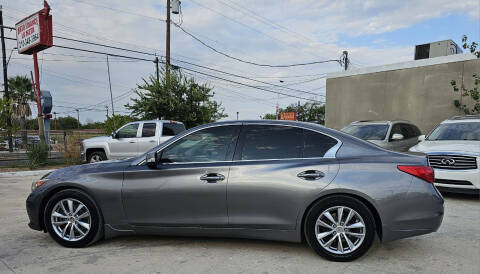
[442,115,480,123]
[130,120,184,124]
[348,120,412,125]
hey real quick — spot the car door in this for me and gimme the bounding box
[227,124,340,230]
[122,124,240,227]
[137,122,159,155]
[108,122,140,159]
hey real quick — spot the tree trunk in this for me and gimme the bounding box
[21,115,27,149]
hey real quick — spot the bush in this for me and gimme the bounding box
[26,143,49,169]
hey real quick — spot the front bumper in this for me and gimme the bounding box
[434,167,480,193]
[26,191,45,231]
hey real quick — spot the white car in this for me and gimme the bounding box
[409,115,480,196]
[81,120,185,163]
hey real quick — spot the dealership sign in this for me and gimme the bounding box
[280,112,297,121]
[15,2,53,55]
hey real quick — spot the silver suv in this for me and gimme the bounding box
[341,120,422,152]
[81,120,185,163]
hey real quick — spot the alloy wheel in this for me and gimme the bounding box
[315,206,366,255]
[50,198,91,241]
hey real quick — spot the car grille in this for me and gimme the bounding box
[428,155,478,170]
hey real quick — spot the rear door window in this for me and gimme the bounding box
[141,123,157,137]
[162,123,186,136]
[240,125,302,160]
[303,130,338,158]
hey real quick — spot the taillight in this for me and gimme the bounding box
[397,165,434,183]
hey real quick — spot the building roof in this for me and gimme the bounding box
[326,53,477,79]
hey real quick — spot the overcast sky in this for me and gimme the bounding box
[2,0,479,123]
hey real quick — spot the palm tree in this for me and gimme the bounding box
[8,76,33,149]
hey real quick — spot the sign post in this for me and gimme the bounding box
[15,1,52,145]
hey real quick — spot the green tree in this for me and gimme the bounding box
[126,68,226,128]
[262,102,326,124]
[8,76,34,148]
[451,35,480,114]
[0,97,13,130]
[103,114,133,135]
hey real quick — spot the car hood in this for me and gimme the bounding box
[83,135,111,143]
[410,140,480,155]
[46,158,133,179]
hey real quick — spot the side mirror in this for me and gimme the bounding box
[111,132,117,139]
[146,151,158,168]
[418,135,426,142]
[391,133,404,141]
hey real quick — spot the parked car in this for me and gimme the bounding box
[27,120,444,262]
[341,120,422,152]
[81,120,185,163]
[409,115,480,195]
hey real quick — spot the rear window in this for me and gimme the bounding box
[303,130,338,158]
[341,124,388,140]
[241,125,302,160]
[162,123,186,136]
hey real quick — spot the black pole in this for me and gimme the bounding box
[106,55,115,115]
[0,6,13,152]
[155,56,159,82]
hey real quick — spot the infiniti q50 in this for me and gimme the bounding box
[27,120,444,261]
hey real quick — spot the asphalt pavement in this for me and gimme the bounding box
[0,174,478,274]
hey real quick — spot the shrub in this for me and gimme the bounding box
[26,143,49,169]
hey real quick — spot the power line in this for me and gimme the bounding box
[174,22,341,68]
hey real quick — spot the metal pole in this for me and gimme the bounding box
[106,55,115,115]
[236,112,239,120]
[0,6,13,151]
[32,53,46,144]
[53,111,57,130]
[343,51,349,71]
[105,105,109,118]
[75,109,80,129]
[166,0,171,85]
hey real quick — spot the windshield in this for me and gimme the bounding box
[341,124,389,140]
[427,122,480,141]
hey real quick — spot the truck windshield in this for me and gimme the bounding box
[341,124,389,140]
[427,122,480,141]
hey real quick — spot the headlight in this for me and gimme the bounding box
[31,179,48,192]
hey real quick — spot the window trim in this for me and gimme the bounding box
[137,122,342,165]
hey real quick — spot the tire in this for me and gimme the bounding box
[87,151,107,163]
[304,195,375,262]
[44,189,103,248]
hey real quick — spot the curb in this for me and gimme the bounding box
[0,169,56,178]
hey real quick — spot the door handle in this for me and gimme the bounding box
[149,140,156,143]
[129,141,136,143]
[200,173,225,182]
[297,170,324,180]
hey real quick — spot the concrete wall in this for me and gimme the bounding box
[325,57,479,134]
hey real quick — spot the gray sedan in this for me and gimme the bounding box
[26,120,444,261]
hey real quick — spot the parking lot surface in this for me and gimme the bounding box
[0,174,478,274]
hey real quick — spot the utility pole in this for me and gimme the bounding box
[154,56,160,82]
[0,6,13,152]
[106,55,115,115]
[166,0,171,85]
[75,109,80,129]
[53,111,57,130]
[236,112,239,120]
[343,50,349,71]
[105,105,109,118]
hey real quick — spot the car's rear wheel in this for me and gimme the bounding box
[44,189,103,248]
[304,195,375,262]
[88,151,106,163]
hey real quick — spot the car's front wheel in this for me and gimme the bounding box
[304,195,375,262]
[44,189,103,248]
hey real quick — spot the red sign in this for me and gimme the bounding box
[280,112,297,121]
[15,1,52,55]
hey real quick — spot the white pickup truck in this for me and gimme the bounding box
[81,120,185,163]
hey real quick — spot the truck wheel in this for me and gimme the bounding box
[87,151,106,163]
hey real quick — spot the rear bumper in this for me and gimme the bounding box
[382,180,444,243]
